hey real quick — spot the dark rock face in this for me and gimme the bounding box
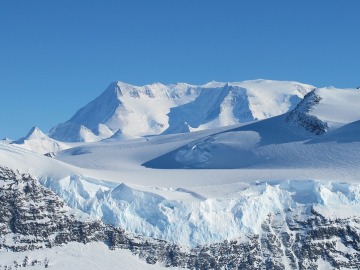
[1,165,360,269]
[286,90,329,135]
[0,166,127,252]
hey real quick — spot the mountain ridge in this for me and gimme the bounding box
[48,80,314,142]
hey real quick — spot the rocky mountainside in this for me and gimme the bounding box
[1,165,360,269]
[0,165,121,252]
[287,87,360,134]
[48,80,313,142]
[286,90,329,135]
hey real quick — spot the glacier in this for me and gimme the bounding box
[38,174,360,248]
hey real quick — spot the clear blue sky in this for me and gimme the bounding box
[1,0,359,139]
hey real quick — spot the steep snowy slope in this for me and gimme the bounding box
[49,80,313,142]
[165,80,312,134]
[49,82,199,142]
[11,126,71,154]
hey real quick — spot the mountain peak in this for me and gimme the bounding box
[103,82,123,97]
[24,126,47,140]
[10,126,72,154]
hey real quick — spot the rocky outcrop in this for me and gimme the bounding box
[286,90,328,135]
[0,166,125,252]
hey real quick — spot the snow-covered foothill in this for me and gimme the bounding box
[11,126,72,154]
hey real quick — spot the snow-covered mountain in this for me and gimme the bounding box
[2,81,360,269]
[49,80,314,142]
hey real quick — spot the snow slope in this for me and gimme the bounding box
[49,80,313,142]
[0,242,181,270]
[0,141,79,179]
[145,87,360,169]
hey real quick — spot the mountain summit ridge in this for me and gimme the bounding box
[48,80,314,142]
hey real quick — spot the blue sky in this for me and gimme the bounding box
[1,0,359,139]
